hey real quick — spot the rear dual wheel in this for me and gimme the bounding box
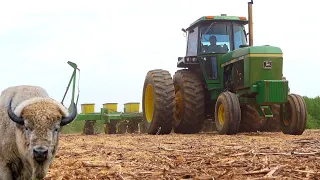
[173,69,205,134]
[142,69,206,134]
[142,69,175,134]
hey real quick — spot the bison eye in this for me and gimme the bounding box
[25,127,29,131]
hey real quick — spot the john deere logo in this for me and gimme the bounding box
[263,61,272,69]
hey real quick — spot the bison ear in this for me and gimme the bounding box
[7,99,25,125]
[60,102,77,126]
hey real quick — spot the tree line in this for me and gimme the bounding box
[304,96,320,129]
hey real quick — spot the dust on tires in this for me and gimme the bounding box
[214,91,241,135]
[239,105,263,132]
[173,69,205,134]
[142,69,175,135]
[260,104,281,132]
[280,94,307,135]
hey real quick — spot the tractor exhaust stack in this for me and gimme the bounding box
[248,0,253,46]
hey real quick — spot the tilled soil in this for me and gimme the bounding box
[44,130,320,180]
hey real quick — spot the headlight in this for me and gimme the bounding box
[184,57,198,63]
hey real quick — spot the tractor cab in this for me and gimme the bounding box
[178,15,249,67]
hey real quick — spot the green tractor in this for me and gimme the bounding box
[141,0,307,135]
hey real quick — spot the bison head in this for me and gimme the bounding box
[7,97,77,179]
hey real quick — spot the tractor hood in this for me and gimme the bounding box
[221,45,282,65]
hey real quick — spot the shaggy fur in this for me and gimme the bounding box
[0,85,71,180]
[15,97,69,117]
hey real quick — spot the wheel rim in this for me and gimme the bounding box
[218,104,225,125]
[174,88,183,124]
[283,118,289,126]
[145,84,154,123]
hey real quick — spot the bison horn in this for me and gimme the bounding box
[7,98,25,125]
[60,102,77,126]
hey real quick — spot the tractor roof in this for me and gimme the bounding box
[186,15,248,31]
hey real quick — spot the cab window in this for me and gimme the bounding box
[186,27,199,56]
[233,25,247,49]
[200,23,232,54]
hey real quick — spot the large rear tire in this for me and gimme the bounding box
[239,105,264,132]
[142,69,175,135]
[260,104,281,132]
[280,94,307,135]
[214,91,241,135]
[173,69,205,134]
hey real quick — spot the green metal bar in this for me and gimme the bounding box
[100,108,104,123]
[261,106,273,118]
[71,69,76,107]
[61,61,79,107]
[106,108,110,123]
[67,61,78,69]
[61,70,75,105]
[76,114,104,121]
[255,105,274,118]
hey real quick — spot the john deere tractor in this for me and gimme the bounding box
[141,0,307,135]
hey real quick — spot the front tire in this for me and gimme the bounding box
[214,91,241,135]
[280,94,307,135]
[142,69,175,135]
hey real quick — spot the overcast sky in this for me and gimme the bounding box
[0,0,318,112]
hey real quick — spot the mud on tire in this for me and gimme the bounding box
[260,104,281,132]
[280,94,307,135]
[239,105,263,132]
[142,69,175,135]
[173,69,205,134]
[214,91,241,135]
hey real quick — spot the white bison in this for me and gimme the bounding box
[0,85,77,179]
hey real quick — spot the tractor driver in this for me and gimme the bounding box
[206,35,221,53]
[206,35,228,53]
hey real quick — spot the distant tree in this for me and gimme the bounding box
[303,96,320,129]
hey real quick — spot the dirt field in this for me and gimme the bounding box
[44,130,320,180]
